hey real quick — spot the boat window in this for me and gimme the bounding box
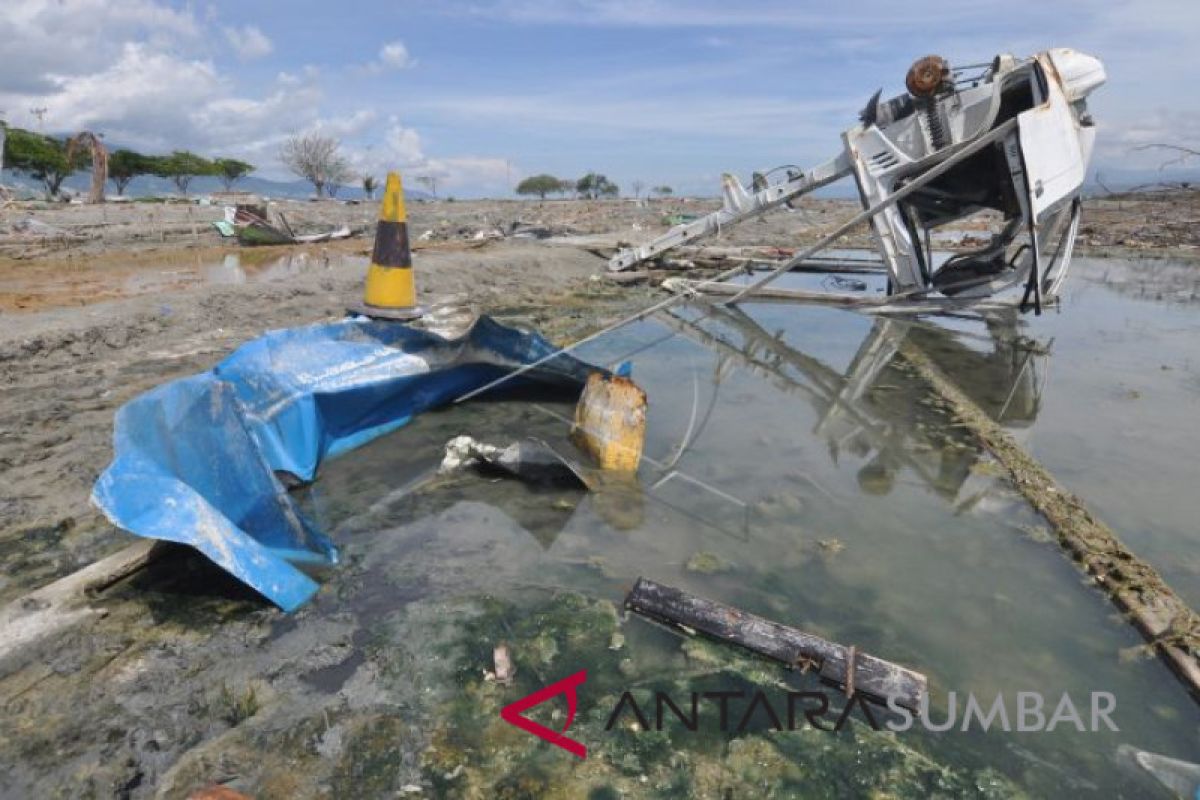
[995,68,1036,124]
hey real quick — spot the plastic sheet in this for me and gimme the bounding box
[92,315,598,611]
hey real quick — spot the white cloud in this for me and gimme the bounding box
[0,0,198,94]
[378,41,415,70]
[418,92,850,142]
[1094,108,1200,175]
[0,38,331,174]
[343,118,425,176]
[447,0,1007,29]
[316,110,381,140]
[9,0,1195,194]
[32,43,223,146]
[225,25,274,60]
[338,118,512,194]
[428,156,514,191]
[0,3,432,183]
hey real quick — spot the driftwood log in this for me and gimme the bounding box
[625,577,927,709]
[0,540,164,670]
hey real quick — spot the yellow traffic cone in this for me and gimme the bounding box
[357,172,423,320]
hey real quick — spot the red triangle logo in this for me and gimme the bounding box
[499,669,588,759]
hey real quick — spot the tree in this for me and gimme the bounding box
[631,179,645,199]
[280,133,346,198]
[107,149,151,195]
[362,175,377,200]
[557,178,576,197]
[213,158,254,192]
[153,151,213,196]
[324,159,354,199]
[3,128,85,199]
[653,185,673,197]
[576,172,619,199]
[415,174,438,199]
[515,174,562,199]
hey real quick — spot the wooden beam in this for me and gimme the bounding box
[899,339,1200,704]
[0,540,165,668]
[625,577,927,709]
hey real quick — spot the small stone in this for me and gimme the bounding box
[686,551,732,574]
[818,538,845,555]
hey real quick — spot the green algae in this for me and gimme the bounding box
[410,591,1028,799]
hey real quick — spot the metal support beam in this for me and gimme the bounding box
[608,154,852,271]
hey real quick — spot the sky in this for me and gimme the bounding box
[1,0,1198,197]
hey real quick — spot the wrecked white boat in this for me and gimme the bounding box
[611,49,1106,312]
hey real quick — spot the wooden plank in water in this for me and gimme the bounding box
[625,577,927,710]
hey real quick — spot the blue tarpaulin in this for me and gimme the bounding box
[92,315,599,611]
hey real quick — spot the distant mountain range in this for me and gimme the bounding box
[3,165,1196,202]
[0,169,435,202]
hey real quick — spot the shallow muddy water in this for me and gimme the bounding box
[285,257,1199,797]
[1019,258,1200,609]
[0,249,367,312]
[2,256,1198,798]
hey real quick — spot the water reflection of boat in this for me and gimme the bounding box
[660,304,1046,503]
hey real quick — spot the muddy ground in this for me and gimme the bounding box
[2,190,1198,627]
[0,236,663,605]
[3,189,1198,284]
[0,193,1198,797]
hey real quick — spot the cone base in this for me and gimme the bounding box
[348,302,426,321]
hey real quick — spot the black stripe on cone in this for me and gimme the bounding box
[371,220,412,268]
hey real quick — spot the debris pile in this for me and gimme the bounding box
[414,217,583,244]
[225,204,355,246]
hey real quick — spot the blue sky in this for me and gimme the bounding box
[2,1,1198,196]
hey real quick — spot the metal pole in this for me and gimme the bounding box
[455,119,1017,404]
[452,279,731,403]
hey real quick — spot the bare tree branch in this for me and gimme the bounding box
[280,133,346,198]
[1131,143,1200,171]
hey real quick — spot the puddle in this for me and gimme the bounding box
[123,251,364,294]
[284,256,1198,796]
[0,249,367,312]
[1019,257,1200,608]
